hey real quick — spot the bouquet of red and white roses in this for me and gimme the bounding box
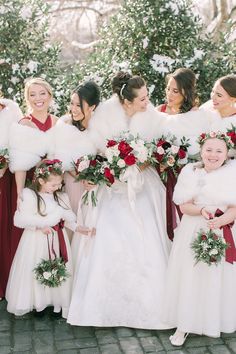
[191,228,229,266]
[105,132,155,180]
[153,135,190,184]
[73,154,115,206]
[0,148,9,169]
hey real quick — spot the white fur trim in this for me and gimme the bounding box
[48,120,97,170]
[14,188,76,229]
[0,99,23,149]
[174,160,236,206]
[9,123,49,172]
[161,109,212,155]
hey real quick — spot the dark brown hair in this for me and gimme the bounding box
[217,75,236,98]
[112,71,145,103]
[166,67,198,113]
[71,81,100,131]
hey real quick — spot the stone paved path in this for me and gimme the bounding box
[1,300,236,354]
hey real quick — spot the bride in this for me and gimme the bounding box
[67,71,171,329]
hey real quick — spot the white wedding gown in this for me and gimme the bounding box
[67,96,171,328]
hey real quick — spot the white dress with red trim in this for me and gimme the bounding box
[162,160,236,337]
[6,188,76,318]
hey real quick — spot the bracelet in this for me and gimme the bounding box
[200,207,204,215]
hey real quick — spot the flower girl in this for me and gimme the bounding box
[163,132,236,345]
[6,160,76,318]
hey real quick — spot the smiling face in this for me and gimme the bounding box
[39,174,63,194]
[125,85,149,115]
[69,92,93,121]
[211,82,235,115]
[26,83,52,114]
[165,77,184,110]
[201,138,228,172]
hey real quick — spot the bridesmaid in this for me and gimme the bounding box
[54,81,100,214]
[156,68,211,240]
[0,97,23,299]
[9,77,58,262]
[209,75,236,130]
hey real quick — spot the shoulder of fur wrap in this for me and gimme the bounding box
[201,160,236,206]
[48,120,97,170]
[9,123,49,172]
[211,113,236,132]
[14,188,72,229]
[173,163,201,205]
[0,99,23,148]
[161,109,211,136]
[129,103,165,140]
[89,95,128,152]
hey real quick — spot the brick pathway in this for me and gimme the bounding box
[1,300,236,354]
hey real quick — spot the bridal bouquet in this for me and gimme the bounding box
[105,132,155,180]
[0,148,9,169]
[153,135,189,183]
[191,229,229,266]
[73,154,115,206]
[34,257,69,288]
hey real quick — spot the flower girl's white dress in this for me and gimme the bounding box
[163,160,236,337]
[6,188,76,317]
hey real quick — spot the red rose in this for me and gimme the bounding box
[107,140,117,147]
[227,131,236,144]
[213,234,219,240]
[178,149,186,159]
[157,139,166,147]
[200,133,206,139]
[89,160,97,167]
[118,141,132,157]
[124,154,136,166]
[201,235,207,241]
[154,152,164,162]
[104,167,114,184]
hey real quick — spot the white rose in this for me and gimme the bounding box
[78,159,90,172]
[171,145,179,154]
[209,249,219,256]
[43,271,52,280]
[117,159,126,168]
[157,146,165,154]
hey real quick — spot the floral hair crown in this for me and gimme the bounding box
[197,131,234,150]
[33,159,63,181]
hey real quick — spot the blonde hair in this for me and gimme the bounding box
[24,77,53,108]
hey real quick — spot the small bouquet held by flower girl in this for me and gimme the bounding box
[105,132,156,180]
[0,148,9,169]
[191,228,229,266]
[153,135,189,184]
[73,154,115,206]
[34,257,70,288]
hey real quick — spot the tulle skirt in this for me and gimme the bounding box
[162,213,236,337]
[68,167,171,329]
[6,228,73,318]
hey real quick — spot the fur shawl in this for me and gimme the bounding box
[174,160,236,207]
[9,123,50,172]
[0,99,23,149]
[160,109,212,155]
[14,188,76,229]
[89,95,164,153]
[48,120,97,170]
[210,113,236,132]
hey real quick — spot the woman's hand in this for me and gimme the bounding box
[139,162,150,171]
[76,225,96,236]
[40,227,52,235]
[200,207,213,220]
[207,217,224,230]
[82,180,96,191]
